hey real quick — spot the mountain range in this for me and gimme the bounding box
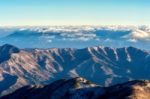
[2,77,150,99]
[0,44,150,97]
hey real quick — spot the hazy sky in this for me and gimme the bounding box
[0,0,150,26]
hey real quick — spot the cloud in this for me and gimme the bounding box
[131,29,150,39]
[104,38,112,42]
[47,39,52,43]
[123,28,150,41]
[127,39,137,43]
[4,26,150,44]
[26,26,98,42]
[20,26,150,42]
[60,33,97,41]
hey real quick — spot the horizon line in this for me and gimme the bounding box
[0,24,148,27]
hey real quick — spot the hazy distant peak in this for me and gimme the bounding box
[0,44,20,63]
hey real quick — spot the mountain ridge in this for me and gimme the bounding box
[0,44,150,96]
[1,77,150,99]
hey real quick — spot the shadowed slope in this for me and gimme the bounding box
[2,78,150,99]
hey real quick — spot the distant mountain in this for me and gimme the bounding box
[0,26,150,49]
[2,77,150,99]
[1,44,150,96]
[0,44,20,63]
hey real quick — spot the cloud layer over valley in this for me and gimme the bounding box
[0,25,150,49]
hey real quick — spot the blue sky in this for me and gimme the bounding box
[0,0,150,26]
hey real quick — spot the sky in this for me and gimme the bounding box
[0,0,150,26]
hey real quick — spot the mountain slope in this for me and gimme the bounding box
[0,44,150,96]
[2,77,150,99]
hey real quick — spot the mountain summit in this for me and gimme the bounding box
[0,44,20,63]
